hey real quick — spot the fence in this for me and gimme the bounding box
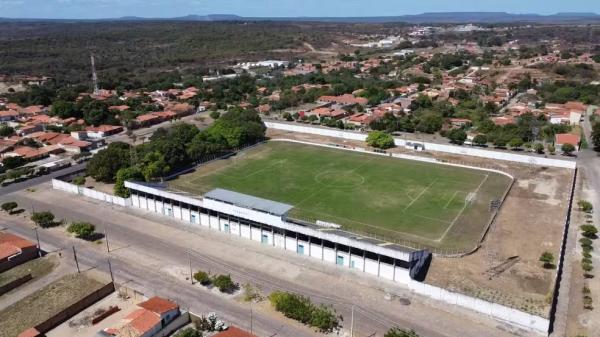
[33,282,115,334]
[407,280,549,334]
[265,121,577,169]
[0,273,32,296]
[52,177,131,207]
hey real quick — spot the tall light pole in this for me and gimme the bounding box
[33,227,41,257]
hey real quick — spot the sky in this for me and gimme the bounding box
[0,0,599,19]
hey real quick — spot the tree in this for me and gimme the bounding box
[385,328,420,337]
[0,124,15,137]
[509,137,524,150]
[592,122,600,151]
[31,211,55,228]
[67,222,96,239]
[472,134,487,146]
[366,131,395,149]
[447,128,467,145]
[580,225,598,239]
[2,156,26,170]
[212,274,237,293]
[87,142,131,183]
[141,152,170,182]
[539,251,555,269]
[209,110,221,120]
[114,167,143,197]
[533,143,544,154]
[561,143,576,155]
[1,201,18,214]
[72,176,86,186]
[282,112,293,121]
[193,271,212,286]
[547,144,556,154]
[578,200,593,213]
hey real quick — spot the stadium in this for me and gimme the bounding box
[124,140,513,285]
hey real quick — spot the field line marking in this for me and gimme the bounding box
[238,159,287,179]
[294,158,374,208]
[403,180,436,212]
[443,191,460,209]
[436,173,489,242]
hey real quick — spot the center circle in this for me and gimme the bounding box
[314,170,365,188]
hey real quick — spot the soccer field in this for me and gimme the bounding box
[168,141,512,249]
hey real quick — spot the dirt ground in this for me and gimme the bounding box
[82,176,114,195]
[267,128,574,318]
[46,288,142,337]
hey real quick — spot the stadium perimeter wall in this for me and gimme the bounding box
[52,179,130,207]
[265,121,577,169]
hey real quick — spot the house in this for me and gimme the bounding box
[85,125,124,139]
[346,113,372,126]
[103,296,180,337]
[213,326,258,337]
[0,110,19,122]
[448,118,472,128]
[0,232,38,272]
[491,116,516,126]
[17,124,44,136]
[318,94,369,106]
[258,104,272,114]
[555,133,581,151]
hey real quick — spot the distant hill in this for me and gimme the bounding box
[1,12,599,24]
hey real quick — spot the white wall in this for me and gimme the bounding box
[265,121,576,169]
[52,179,131,207]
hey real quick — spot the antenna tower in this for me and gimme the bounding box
[90,53,99,95]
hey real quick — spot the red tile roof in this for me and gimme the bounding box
[555,133,580,146]
[138,296,178,314]
[213,326,258,337]
[0,232,36,260]
[123,308,161,336]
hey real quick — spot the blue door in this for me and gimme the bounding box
[223,223,230,233]
[297,244,305,255]
[190,214,197,224]
[350,260,356,269]
[261,234,269,244]
[336,255,344,266]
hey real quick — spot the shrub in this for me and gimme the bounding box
[472,134,488,146]
[67,222,96,239]
[193,271,212,286]
[385,328,420,337]
[212,274,237,293]
[582,261,593,273]
[548,144,555,154]
[539,251,555,269]
[72,176,86,186]
[580,237,593,248]
[31,211,55,228]
[1,201,18,214]
[242,283,262,302]
[269,291,339,332]
[580,224,598,238]
[578,200,593,213]
[173,328,202,337]
[366,131,395,149]
[209,111,221,120]
[533,143,544,154]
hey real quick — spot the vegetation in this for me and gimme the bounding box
[269,291,340,332]
[561,143,576,156]
[366,131,395,149]
[31,211,56,228]
[212,274,237,293]
[72,176,86,186]
[384,328,420,337]
[1,201,18,214]
[66,222,96,240]
[578,200,593,213]
[193,271,212,286]
[539,251,555,269]
[447,128,467,145]
[580,225,598,239]
[173,328,202,337]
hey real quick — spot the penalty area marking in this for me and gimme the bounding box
[403,180,436,212]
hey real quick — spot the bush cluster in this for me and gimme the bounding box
[193,271,238,293]
[268,291,339,332]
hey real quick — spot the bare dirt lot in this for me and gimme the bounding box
[267,128,574,317]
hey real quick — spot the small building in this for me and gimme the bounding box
[555,133,581,151]
[213,326,258,337]
[85,125,124,139]
[0,232,38,272]
[102,296,181,337]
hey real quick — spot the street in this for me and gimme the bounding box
[0,162,86,195]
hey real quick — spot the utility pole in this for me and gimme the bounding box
[33,227,41,257]
[72,246,80,273]
[104,228,110,253]
[350,305,355,337]
[107,258,114,284]
[188,251,193,284]
[250,307,253,335]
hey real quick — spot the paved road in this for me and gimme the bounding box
[0,187,523,337]
[0,162,86,196]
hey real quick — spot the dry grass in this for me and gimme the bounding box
[0,255,58,290]
[0,273,105,337]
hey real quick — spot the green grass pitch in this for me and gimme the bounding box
[168,141,512,249]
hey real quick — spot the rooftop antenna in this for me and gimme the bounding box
[90,53,99,95]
